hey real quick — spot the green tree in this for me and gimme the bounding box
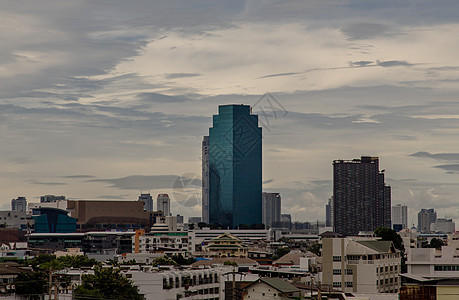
[308,243,321,257]
[425,238,444,249]
[74,266,144,300]
[374,227,406,272]
[273,247,290,260]
[223,261,238,267]
[14,271,47,300]
[171,254,196,266]
[151,256,177,267]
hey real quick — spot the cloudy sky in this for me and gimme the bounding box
[2,0,459,226]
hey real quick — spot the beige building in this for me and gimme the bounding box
[242,277,302,299]
[322,238,401,294]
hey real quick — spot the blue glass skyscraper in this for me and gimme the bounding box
[208,104,262,228]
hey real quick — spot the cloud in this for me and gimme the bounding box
[88,175,201,190]
[377,60,413,67]
[164,73,200,79]
[62,175,95,179]
[341,23,395,40]
[410,152,459,162]
[434,164,459,173]
[136,92,190,103]
[28,180,67,186]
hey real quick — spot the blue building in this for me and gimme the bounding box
[32,207,77,233]
[208,104,262,228]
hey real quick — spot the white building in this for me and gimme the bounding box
[431,218,455,234]
[157,194,171,216]
[262,192,281,228]
[391,204,407,229]
[138,193,154,212]
[11,197,27,212]
[322,238,401,294]
[0,211,33,230]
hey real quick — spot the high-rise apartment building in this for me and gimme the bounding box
[202,136,210,223]
[208,104,262,228]
[138,193,154,212]
[40,195,66,203]
[392,204,408,230]
[11,196,27,212]
[157,194,171,216]
[418,209,437,233]
[326,197,333,227]
[333,156,391,236]
[262,192,281,228]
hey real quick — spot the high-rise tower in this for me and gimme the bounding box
[157,194,171,216]
[208,104,262,228]
[333,156,391,235]
[392,204,408,230]
[138,193,154,212]
[202,136,210,223]
[262,192,281,228]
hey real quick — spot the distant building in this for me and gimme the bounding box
[392,204,408,230]
[262,192,281,228]
[11,197,27,212]
[188,217,202,224]
[31,207,77,233]
[204,232,248,258]
[138,193,153,212]
[322,237,401,293]
[272,214,292,229]
[157,194,171,216]
[202,135,210,223]
[333,156,391,236]
[325,197,333,227]
[208,104,262,228]
[40,195,65,203]
[418,209,437,233]
[0,211,33,230]
[431,218,455,233]
[176,214,184,224]
[242,278,302,299]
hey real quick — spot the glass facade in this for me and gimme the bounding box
[208,105,262,228]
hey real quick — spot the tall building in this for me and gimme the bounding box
[418,209,437,233]
[431,218,455,233]
[208,104,262,228]
[11,196,27,212]
[333,156,391,236]
[325,197,333,227]
[202,135,210,223]
[392,204,408,230]
[262,192,281,228]
[40,195,65,203]
[138,193,154,212]
[157,194,171,216]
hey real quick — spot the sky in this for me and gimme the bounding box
[1,0,459,226]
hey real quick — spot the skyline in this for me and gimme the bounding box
[2,1,459,226]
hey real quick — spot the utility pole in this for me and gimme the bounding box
[232,264,236,300]
[48,268,52,300]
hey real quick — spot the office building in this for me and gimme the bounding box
[188,217,202,224]
[333,156,391,236]
[138,193,154,212]
[418,209,437,233]
[40,195,65,203]
[262,192,281,228]
[157,194,171,216]
[326,197,333,227]
[392,204,408,230]
[11,197,27,212]
[208,104,262,228]
[431,218,455,233]
[202,135,210,223]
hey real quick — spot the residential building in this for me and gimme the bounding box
[418,209,437,233]
[208,104,262,228]
[138,193,154,212]
[157,194,171,216]
[333,156,391,236]
[202,135,210,224]
[242,277,302,299]
[326,197,333,227]
[0,211,33,230]
[11,197,27,212]
[262,192,281,228]
[392,204,408,231]
[431,218,455,234]
[40,195,65,203]
[133,229,191,256]
[272,214,292,229]
[322,237,401,294]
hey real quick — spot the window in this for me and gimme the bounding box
[333,282,342,288]
[333,269,342,275]
[380,267,384,273]
[390,266,393,272]
[345,282,353,287]
[333,256,342,262]
[346,269,353,275]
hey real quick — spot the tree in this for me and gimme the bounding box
[273,247,290,260]
[74,266,144,299]
[151,256,177,267]
[308,243,321,257]
[14,271,47,300]
[374,227,406,272]
[171,254,196,266]
[223,261,238,267]
[424,238,444,249]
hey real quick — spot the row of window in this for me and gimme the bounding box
[378,265,398,273]
[163,274,219,289]
[378,277,398,285]
[434,265,459,271]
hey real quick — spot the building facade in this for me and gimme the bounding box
[392,204,408,230]
[157,194,171,216]
[418,209,437,233]
[322,237,401,294]
[202,135,210,224]
[325,197,333,227]
[333,156,391,236]
[11,197,27,212]
[262,192,281,228]
[138,193,154,212]
[40,195,65,203]
[431,218,455,233]
[208,104,262,228]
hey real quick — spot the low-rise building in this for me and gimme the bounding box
[322,238,401,294]
[204,233,248,258]
[242,277,302,299]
